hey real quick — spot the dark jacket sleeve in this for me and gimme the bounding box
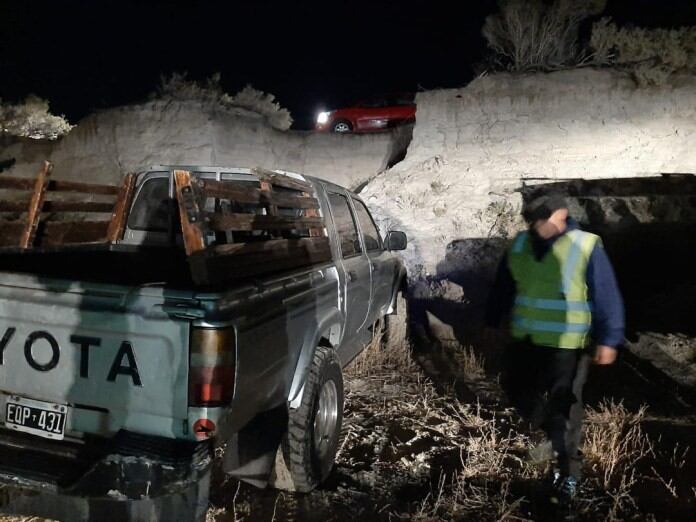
[485,253,517,328]
[587,242,625,348]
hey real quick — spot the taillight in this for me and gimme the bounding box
[188,326,236,407]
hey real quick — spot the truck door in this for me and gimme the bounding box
[327,192,371,358]
[351,197,395,323]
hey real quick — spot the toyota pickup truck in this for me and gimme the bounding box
[0,165,407,521]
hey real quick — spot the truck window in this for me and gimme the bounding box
[328,192,363,258]
[127,177,171,232]
[352,199,382,251]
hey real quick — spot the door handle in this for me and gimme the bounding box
[347,270,358,282]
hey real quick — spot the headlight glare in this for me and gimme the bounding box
[317,111,330,124]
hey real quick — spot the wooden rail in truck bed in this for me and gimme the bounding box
[0,161,135,250]
[173,167,331,285]
[0,162,332,286]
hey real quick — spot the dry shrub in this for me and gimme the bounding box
[482,0,606,71]
[583,399,652,488]
[345,319,415,379]
[590,18,696,85]
[0,95,73,140]
[153,72,293,130]
[451,400,490,429]
[451,344,486,380]
[460,423,512,479]
[415,475,524,521]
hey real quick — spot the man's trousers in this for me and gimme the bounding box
[501,340,592,478]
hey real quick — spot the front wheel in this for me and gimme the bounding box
[332,119,353,133]
[384,288,409,348]
[271,345,344,492]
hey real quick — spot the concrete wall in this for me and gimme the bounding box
[1,100,410,190]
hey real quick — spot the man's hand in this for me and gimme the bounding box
[593,345,618,365]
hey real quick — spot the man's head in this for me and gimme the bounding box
[522,194,568,239]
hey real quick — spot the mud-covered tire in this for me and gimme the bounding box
[384,288,409,348]
[274,346,344,493]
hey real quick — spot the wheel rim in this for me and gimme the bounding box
[313,379,338,464]
[333,122,350,133]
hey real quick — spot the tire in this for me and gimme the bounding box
[384,288,409,348]
[272,345,344,493]
[331,119,353,133]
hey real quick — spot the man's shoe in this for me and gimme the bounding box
[550,472,579,504]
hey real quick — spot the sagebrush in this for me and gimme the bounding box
[482,0,606,71]
[591,18,696,85]
[0,95,73,140]
[153,72,293,130]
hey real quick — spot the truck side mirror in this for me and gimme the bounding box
[385,231,407,251]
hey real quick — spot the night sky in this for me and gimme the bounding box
[1,0,695,129]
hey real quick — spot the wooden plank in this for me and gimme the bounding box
[0,200,118,213]
[0,178,120,195]
[174,170,206,256]
[207,213,324,232]
[40,220,110,246]
[198,180,262,204]
[0,222,25,247]
[270,192,320,210]
[253,167,313,193]
[0,201,30,212]
[301,189,324,237]
[188,238,332,285]
[48,180,120,195]
[20,161,53,248]
[106,174,136,242]
[0,177,34,190]
[43,201,116,213]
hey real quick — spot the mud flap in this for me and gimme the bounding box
[0,470,211,522]
[222,405,288,489]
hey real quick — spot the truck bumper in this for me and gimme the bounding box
[0,429,212,521]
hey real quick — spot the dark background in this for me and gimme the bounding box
[1,0,695,129]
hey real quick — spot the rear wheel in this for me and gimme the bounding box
[332,119,353,133]
[271,345,344,492]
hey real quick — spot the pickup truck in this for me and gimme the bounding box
[0,166,407,521]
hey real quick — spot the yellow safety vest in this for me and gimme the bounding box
[507,229,599,349]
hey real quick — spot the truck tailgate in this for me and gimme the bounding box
[0,273,192,439]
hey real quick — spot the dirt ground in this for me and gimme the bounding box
[2,323,695,522]
[203,322,696,522]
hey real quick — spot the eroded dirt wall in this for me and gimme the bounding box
[361,69,696,313]
[1,100,411,190]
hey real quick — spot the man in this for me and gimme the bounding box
[485,193,625,503]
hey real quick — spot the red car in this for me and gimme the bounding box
[316,94,416,133]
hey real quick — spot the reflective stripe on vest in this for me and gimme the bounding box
[507,229,599,349]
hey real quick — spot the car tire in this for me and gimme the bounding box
[271,345,344,493]
[331,119,353,133]
[384,287,409,349]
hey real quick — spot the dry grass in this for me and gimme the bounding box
[583,399,653,488]
[450,344,486,380]
[345,322,415,380]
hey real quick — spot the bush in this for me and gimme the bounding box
[482,0,606,71]
[0,95,73,140]
[153,72,293,130]
[590,18,696,85]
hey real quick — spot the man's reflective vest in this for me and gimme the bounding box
[507,229,599,349]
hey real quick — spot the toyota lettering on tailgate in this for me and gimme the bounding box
[0,327,142,386]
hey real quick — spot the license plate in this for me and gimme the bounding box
[5,396,67,441]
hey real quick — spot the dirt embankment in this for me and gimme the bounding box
[0,101,412,191]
